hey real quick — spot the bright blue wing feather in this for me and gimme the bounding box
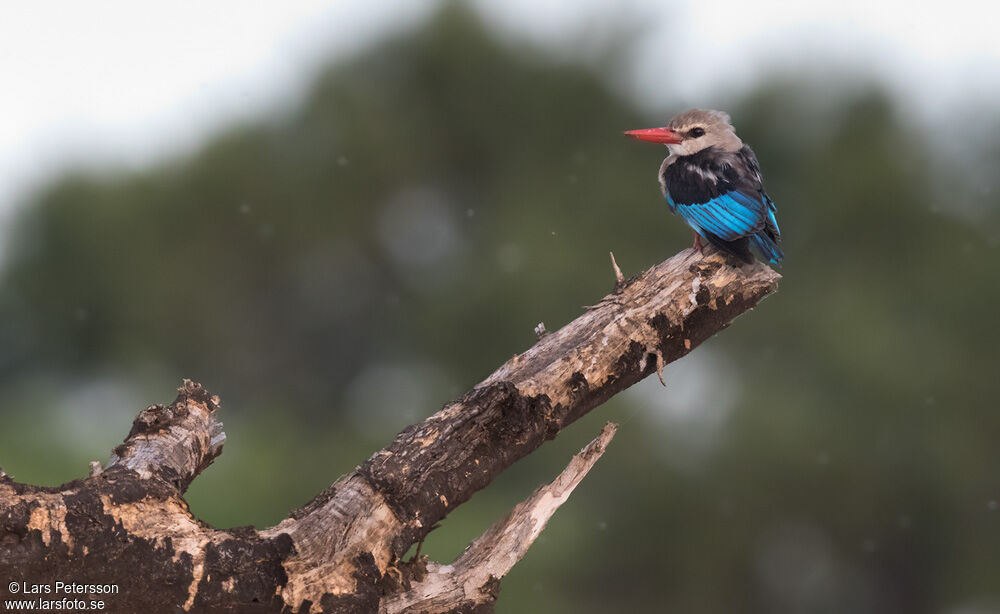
[765,203,780,236]
[673,191,767,241]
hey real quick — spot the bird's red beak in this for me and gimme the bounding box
[623,127,683,144]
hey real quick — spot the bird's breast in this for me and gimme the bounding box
[662,152,733,206]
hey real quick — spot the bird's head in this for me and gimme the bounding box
[625,109,742,156]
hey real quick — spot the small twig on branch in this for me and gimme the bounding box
[609,251,625,289]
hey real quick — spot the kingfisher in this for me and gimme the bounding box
[625,109,783,265]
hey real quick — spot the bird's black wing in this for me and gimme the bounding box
[737,145,781,242]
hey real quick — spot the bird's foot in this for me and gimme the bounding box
[692,233,704,253]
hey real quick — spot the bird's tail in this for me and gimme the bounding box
[750,231,784,265]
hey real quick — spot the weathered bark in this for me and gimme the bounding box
[0,248,780,613]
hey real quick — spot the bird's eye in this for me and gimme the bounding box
[689,127,706,138]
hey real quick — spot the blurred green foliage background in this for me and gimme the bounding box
[2,4,999,613]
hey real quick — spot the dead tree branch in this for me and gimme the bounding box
[0,248,780,613]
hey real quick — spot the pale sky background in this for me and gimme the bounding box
[1,0,998,229]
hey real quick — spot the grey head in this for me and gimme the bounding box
[664,109,743,156]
